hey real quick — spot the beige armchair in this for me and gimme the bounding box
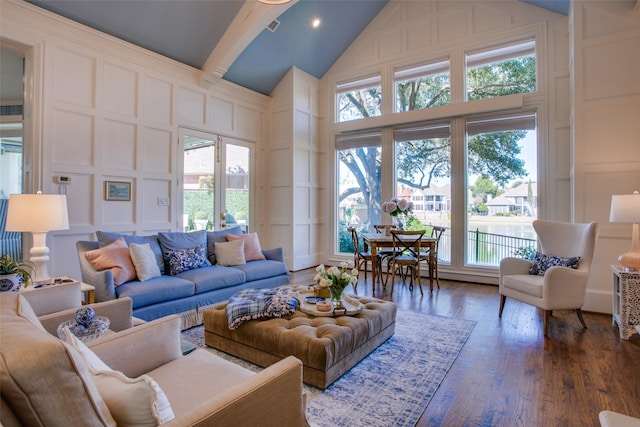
[1,292,308,426]
[499,220,599,336]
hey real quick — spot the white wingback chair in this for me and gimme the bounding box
[499,220,599,336]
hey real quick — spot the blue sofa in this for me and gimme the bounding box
[76,227,290,329]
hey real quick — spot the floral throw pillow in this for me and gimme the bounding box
[165,244,211,276]
[529,252,581,276]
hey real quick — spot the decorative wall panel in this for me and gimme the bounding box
[103,119,136,171]
[103,63,138,117]
[51,110,94,167]
[236,105,261,141]
[209,96,234,132]
[142,178,171,223]
[142,127,172,174]
[143,77,172,124]
[177,87,206,126]
[53,47,95,107]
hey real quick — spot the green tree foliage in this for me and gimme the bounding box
[396,74,450,111]
[467,57,536,100]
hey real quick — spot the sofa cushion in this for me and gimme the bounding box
[97,231,165,274]
[227,232,266,261]
[165,244,211,276]
[214,239,246,266]
[62,325,175,426]
[230,259,290,282]
[175,265,246,295]
[116,276,195,309]
[85,237,137,286]
[130,243,162,281]
[206,225,243,264]
[0,293,116,426]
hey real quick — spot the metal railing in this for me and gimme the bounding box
[420,227,535,266]
[467,228,535,265]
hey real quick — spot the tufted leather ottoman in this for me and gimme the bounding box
[203,295,397,389]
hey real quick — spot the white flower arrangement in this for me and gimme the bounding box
[313,262,358,296]
[382,198,414,217]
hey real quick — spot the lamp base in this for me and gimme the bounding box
[618,252,640,272]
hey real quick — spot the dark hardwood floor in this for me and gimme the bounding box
[289,268,640,427]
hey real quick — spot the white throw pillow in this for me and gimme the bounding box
[130,242,162,281]
[62,326,175,426]
[214,239,246,266]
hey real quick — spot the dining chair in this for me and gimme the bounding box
[372,224,399,284]
[388,229,426,296]
[347,226,374,288]
[419,225,446,292]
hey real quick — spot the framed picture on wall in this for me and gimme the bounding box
[104,181,131,201]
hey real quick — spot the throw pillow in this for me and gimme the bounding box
[529,252,581,276]
[84,237,136,286]
[96,231,165,274]
[206,225,243,264]
[214,239,246,266]
[165,244,211,276]
[62,326,175,426]
[158,230,207,272]
[130,243,162,281]
[226,232,266,261]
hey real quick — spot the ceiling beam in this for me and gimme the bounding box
[199,0,298,88]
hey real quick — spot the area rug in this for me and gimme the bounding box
[181,310,476,427]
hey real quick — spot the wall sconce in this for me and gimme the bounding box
[609,191,640,271]
[5,192,69,283]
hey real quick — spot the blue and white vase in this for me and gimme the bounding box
[0,274,23,292]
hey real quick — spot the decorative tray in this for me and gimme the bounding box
[57,316,110,343]
[293,289,364,317]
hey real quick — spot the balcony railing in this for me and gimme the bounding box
[437,228,535,266]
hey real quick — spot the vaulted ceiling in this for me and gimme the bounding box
[18,0,569,96]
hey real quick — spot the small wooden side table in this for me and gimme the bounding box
[81,282,95,304]
[611,265,640,340]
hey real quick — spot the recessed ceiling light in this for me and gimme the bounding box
[311,18,321,28]
[257,0,292,5]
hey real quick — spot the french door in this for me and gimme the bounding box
[178,128,252,233]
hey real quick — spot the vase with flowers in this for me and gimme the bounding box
[313,262,358,309]
[382,198,414,230]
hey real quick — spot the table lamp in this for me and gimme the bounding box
[5,192,69,283]
[609,191,640,272]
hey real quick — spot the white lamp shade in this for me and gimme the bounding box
[5,193,69,232]
[609,192,640,223]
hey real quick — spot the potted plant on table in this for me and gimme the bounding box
[0,254,35,292]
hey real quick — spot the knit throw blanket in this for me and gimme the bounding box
[225,287,298,330]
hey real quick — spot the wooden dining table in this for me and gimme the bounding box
[362,232,437,294]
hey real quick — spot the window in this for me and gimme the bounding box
[394,124,451,263]
[466,112,537,266]
[395,60,450,112]
[466,40,536,101]
[336,132,381,253]
[336,75,382,123]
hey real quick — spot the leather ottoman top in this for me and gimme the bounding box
[203,296,397,371]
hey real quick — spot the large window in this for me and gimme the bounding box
[466,39,536,101]
[466,113,537,266]
[395,60,450,112]
[336,132,381,253]
[394,124,451,263]
[334,37,539,273]
[336,75,382,123]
